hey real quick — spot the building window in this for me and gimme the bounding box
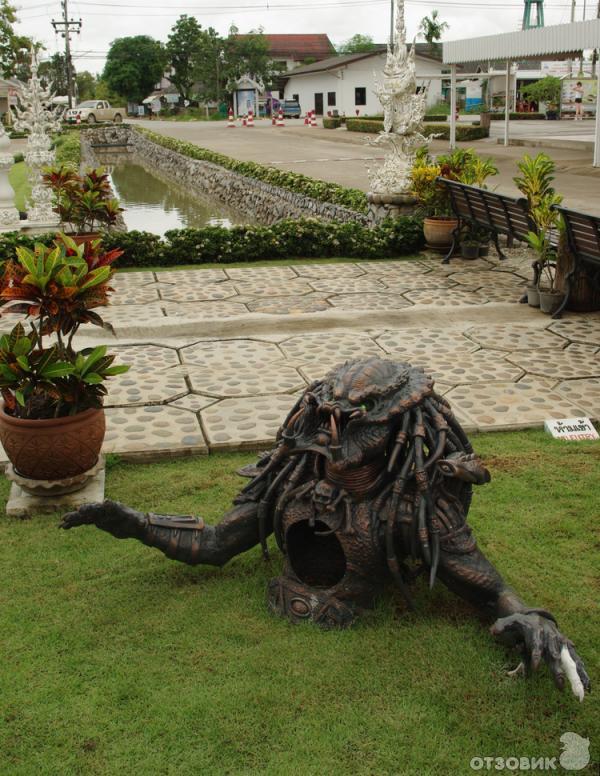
[293,94,299,102]
[327,91,336,106]
[355,87,366,106]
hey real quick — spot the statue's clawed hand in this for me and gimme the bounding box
[60,500,147,540]
[491,613,590,701]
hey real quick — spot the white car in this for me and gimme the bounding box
[64,100,125,125]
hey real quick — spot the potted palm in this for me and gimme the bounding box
[42,166,122,241]
[0,234,128,482]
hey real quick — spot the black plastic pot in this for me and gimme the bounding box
[461,242,480,259]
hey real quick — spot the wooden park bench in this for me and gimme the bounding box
[552,205,600,318]
[436,178,535,265]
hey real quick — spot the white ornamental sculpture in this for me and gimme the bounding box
[12,51,61,225]
[0,124,20,232]
[367,0,430,197]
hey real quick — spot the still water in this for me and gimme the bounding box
[99,157,243,235]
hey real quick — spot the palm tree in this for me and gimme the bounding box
[418,9,449,44]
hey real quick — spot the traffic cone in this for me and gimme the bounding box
[276,108,285,127]
[310,110,318,127]
[247,109,255,127]
[242,114,247,127]
[76,114,81,125]
[304,112,310,125]
[227,108,236,128]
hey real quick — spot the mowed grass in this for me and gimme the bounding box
[8,161,30,212]
[0,430,598,775]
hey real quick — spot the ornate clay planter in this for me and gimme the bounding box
[423,217,458,253]
[0,406,105,480]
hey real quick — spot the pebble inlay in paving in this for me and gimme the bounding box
[506,346,600,380]
[328,293,413,311]
[201,395,303,449]
[308,277,388,294]
[104,405,207,456]
[403,289,490,306]
[548,319,600,347]
[181,339,284,367]
[466,323,567,351]
[185,364,306,398]
[292,263,366,278]
[246,295,332,314]
[429,351,524,385]
[555,378,600,419]
[280,333,384,364]
[159,283,238,302]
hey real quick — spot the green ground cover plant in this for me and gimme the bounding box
[136,127,368,214]
[0,216,424,267]
[0,430,598,774]
[345,118,489,141]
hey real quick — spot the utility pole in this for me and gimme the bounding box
[51,0,81,109]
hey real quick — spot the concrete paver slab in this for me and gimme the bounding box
[104,405,207,458]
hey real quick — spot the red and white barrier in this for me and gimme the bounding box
[304,112,310,125]
[242,114,247,127]
[276,108,285,127]
[227,108,236,128]
[76,114,81,125]
[247,109,255,127]
[310,110,318,127]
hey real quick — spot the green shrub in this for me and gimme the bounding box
[345,118,384,133]
[12,152,24,164]
[489,112,545,120]
[323,117,342,129]
[8,131,27,139]
[423,115,448,122]
[53,131,81,167]
[0,217,424,268]
[136,127,368,214]
[421,124,490,141]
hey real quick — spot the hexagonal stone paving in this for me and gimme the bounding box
[201,394,300,449]
[328,293,413,311]
[293,262,365,278]
[246,295,331,314]
[109,285,161,305]
[380,275,456,291]
[159,282,238,302]
[103,304,166,327]
[105,367,188,407]
[104,405,207,457]
[280,333,384,364]
[359,260,432,276]
[465,323,567,351]
[506,346,600,380]
[429,351,524,385]
[112,344,180,371]
[180,339,284,368]
[233,279,314,297]
[555,378,600,419]
[403,289,490,306]
[376,328,480,359]
[161,301,249,319]
[226,266,297,281]
[446,379,585,430]
[548,318,600,347]
[308,277,387,294]
[184,364,305,398]
[112,271,155,287]
[449,270,528,290]
[155,269,228,284]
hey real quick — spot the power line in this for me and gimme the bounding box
[51,0,81,107]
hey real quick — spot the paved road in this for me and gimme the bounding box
[134,118,600,215]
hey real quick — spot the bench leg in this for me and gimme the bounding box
[492,231,507,261]
[442,222,461,265]
[552,268,575,319]
[520,260,540,303]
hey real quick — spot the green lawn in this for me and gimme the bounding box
[1,430,598,775]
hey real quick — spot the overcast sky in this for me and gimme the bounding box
[14,0,585,76]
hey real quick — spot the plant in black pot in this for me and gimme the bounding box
[525,199,564,315]
[0,234,129,483]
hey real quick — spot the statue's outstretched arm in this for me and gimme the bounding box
[60,500,262,568]
[432,476,590,701]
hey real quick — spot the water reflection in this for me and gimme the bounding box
[97,155,243,235]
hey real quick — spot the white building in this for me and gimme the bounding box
[283,45,445,116]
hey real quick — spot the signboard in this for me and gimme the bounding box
[561,78,597,116]
[8,88,18,106]
[544,417,599,441]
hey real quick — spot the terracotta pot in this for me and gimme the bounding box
[423,217,458,253]
[0,406,105,480]
[539,290,564,315]
[67,232,102,247]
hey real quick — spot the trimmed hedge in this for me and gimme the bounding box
[489,112,545,120]
[0,217,424,268]
[424,114,448,122]
[135,127,368,214]
[323,117,343,129]
[345,118,489,141]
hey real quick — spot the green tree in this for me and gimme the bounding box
[0,0,33,79]
[337,34,377,54]
[38,53,69,94]
[75,70,96,101]
[103,36,166,104]
[221,26,282,95]
[522,76,562,107]
[191,26,222,103]
[418,9,449,44]
[166,15,206,103]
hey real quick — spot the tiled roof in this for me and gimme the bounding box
[237,34,336,61]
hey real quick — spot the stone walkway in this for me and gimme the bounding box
[3,251,599,461]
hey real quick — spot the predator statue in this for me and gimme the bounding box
[62,358,590,700]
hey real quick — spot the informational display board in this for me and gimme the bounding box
[544,417,599,441]
[561,78,597,116]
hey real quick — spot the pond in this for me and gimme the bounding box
[95,155,244,235]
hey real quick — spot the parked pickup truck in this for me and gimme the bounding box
[280,100,301,119]
[64,100,125,125]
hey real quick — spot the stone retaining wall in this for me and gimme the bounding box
[81,126,369,227]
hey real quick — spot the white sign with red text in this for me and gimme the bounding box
[544,417,599,441]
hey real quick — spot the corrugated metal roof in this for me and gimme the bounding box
[285,44,442,77]
[443,19,600,64]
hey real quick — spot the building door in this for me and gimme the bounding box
[314,93,324,115]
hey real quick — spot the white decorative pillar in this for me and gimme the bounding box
[0,125,20,232]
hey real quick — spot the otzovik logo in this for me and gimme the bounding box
[470,732,592,771]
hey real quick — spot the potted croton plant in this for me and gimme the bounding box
[42,166,122,242]
[0,234,128,482]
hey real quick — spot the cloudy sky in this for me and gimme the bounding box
[14,0,586,76]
